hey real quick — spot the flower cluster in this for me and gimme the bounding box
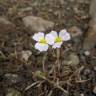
[32,29,71,52]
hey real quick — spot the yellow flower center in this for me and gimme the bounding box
[55,37,62,43]
[39,38,47,44]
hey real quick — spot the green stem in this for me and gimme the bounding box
[56,48,60,72]
[54,48,61,80]
[42,52,47,72]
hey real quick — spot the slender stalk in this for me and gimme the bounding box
[56,48,60,73]
[42,52,47,72]
[54,48,60,80]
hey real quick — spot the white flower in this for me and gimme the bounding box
[49,29,71,49]
[32,32,54,52]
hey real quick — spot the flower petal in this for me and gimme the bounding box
[45,33,55,45]
[32,32,44,41]
[52,42,62,49]
[35,43,48,52]
[50,31,58,37]
[59,29,71,41]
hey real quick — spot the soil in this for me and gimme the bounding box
[0,0,96,96]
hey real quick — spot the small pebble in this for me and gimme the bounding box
[93,86,96,94]
[84,51,90,56]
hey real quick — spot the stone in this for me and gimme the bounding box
[93,86,96,94]
[94,66,96,71]
[69,26,83,48]
[84,51,90,56]
[0,17,12,25]
[69,26,82,38]
[4,73,22,84]
[62,53,80,66]
[76,0,90,4]
[23,16,54,32]
[83,0,96,51]
[21,50,32,61]
[18,7,33,17]
[83,69,91,75]
[83,18,96,50]
[80,94,84,96]
[90,0,96,18]
[70,0,75,2]
[0,17,16,34]
[59,0,65,4]
[6,88,21,96]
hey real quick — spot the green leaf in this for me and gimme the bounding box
[34,71,46,79]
